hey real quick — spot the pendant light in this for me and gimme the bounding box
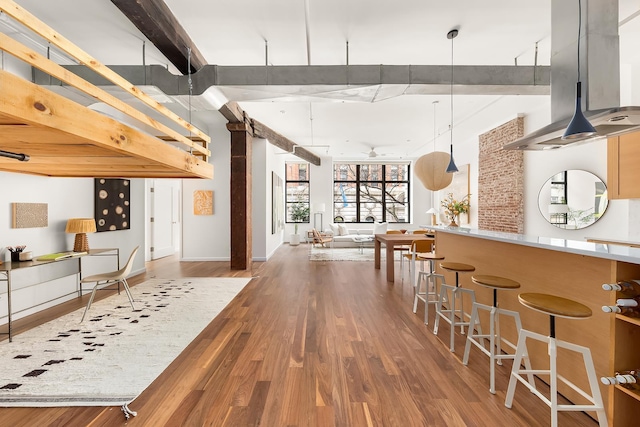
[446,29,459,173]
[562,0,596,140]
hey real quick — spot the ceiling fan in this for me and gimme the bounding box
[363,147,387,158]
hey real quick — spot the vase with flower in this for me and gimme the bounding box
[441,193,470,227]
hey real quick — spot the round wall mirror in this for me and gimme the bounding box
[538,170,608,229]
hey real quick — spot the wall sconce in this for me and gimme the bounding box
[65,218,97,252]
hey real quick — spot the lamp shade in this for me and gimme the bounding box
[446,147,459,173]
[312,203,326,213]
[426,208,438,214]
[65,218,97,233]
[562,82,596,140]
[414,152,453,191]
[65,218,96,252]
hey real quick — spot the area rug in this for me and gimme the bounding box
[0,277,251,407]
[309,246,380,261]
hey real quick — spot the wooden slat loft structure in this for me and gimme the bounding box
[0,0,213,179]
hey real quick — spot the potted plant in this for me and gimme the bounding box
[290,203,309,246]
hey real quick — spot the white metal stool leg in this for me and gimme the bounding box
[463,302,530,394]
[505,329,608,427]
[434,284,479,352]
[413,260,444,325]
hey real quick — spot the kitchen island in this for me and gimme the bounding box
[432,226,640,427]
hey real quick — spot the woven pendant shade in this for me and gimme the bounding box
[414,151,453,191]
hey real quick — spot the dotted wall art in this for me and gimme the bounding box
[94,178,130,232]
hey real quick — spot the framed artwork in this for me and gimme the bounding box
[272,172,284,234]
[95,178,131,232]
[193,190,213,215]
[11,202,48,228]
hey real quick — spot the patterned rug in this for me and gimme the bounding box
[0,277,251,408]
[309,246,380,261]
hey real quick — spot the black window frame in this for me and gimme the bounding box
[285,162,310,224]
[333,163,410,223]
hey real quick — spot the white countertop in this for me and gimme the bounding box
[428,225,640,264]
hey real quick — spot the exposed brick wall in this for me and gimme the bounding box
[478,117,524,233]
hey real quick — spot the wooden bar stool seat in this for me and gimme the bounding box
[462,275,533,394]
[433,262,481,352]
[505,293,607,427]
[412,253,445,325]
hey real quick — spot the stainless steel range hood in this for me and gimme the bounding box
[504,0,628,151]
[503,106,640,150]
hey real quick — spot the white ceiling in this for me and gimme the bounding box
[5,0,640,160]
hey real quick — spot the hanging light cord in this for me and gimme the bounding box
[577,0,582,82]
[450,34,454,149]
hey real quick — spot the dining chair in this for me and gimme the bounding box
[79,246,139,322]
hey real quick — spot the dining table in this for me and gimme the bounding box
[374,233,435,282]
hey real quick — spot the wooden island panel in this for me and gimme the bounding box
[435,231,640,425]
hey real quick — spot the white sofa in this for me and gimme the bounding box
[323,222,388,248]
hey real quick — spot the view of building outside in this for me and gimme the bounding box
[333,163,410,223]
[285,163,310,223]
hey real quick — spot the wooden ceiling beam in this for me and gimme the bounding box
[221,102,321,166]
[110,0,207,74]
[251,119,321,166]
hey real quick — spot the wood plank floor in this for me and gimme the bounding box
[0,244,598,426]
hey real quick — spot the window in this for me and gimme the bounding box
[285,163,310,223]
[333,163,410,223]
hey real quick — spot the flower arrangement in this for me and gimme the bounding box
[441,193,470,226]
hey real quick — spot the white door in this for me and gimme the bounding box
[150,179,181,260]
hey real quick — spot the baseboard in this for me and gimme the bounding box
[180,257,230,262]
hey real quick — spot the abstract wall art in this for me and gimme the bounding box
[193,190,213,215]
[95,178,130,232]
[11,202,48,228]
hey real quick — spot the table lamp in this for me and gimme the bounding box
[426,208,439,226]
[65,218,97,252]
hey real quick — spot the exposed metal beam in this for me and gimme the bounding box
[110,0,207,74]
[45,64,550,97]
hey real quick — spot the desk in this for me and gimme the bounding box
[0,248,118,342]
[374,234,434,282]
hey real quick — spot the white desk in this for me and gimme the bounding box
[0,248,119,342]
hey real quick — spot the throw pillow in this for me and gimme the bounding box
[338,224,349,236]
[328,223,339,235]
[373,222,388,235]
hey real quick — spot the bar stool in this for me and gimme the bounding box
[412,252,445,325]
[505,293,607,427]
[462,275,534,394]
[433,262,480,352]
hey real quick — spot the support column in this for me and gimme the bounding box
[227,122,252,270]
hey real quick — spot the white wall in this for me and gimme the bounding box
[251,138,286,260]
[524,139,628,240]
[263,140,286,259]
[0,173,145,322]
[181,114,231,261]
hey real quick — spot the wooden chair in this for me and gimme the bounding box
[401,239,434,285]
[311,228,333,248]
